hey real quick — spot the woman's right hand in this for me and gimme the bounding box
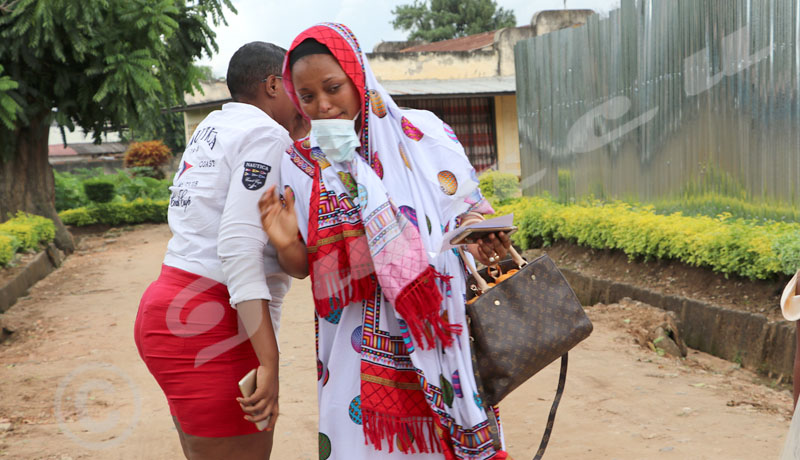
[259,185,299,251]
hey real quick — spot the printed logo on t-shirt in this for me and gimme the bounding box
[176,160,193,179]
[169,189,192,210]
[189,126,218,150]
[242,161,271,190]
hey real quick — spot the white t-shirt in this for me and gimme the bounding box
[163,102,291,334]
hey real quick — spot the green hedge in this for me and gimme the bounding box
[55,170,89,211]
[83,177,116,203]
[59,198,168,227]
[0,212,56,266]
[496,196,800,280]
[55,169,171,212]
[478,170,519,203]
[0,233,17,266]
[653,192,800,223]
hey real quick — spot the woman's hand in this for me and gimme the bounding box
[259,185,310,278]
[259,185,299,251]
[469,231,511,266]
[237,364,279,431]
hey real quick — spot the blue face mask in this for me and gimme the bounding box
[311,112,361,163]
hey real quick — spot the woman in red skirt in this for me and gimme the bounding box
[134,41,306,460]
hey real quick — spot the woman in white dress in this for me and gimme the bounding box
[260,23,512,460]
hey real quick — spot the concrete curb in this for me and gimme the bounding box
[542,255,796,378]
[0,243,63,314]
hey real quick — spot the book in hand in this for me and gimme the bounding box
[441,214,516,251]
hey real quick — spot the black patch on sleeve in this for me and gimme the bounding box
[242,161,271,190]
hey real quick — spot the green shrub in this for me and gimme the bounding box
[126,166,162,179]
[111,170,171,201]
[496,195,800,280]
[557,169,575,204]
[0,212,55,264]
[55,170,171,211]
[54,171,89,211]
[58,207,97,226]
[653,193,800,223]
[775,232,800,276]
[479,170,519,203]
[682,163,748,199]
[0,233,18,266]
[59,199,168,227]
[83,177,116,203]
[69,167,105,180]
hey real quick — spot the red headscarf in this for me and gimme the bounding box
[279,24,378,319]
[282,24,458,351]
[282,23,367,134]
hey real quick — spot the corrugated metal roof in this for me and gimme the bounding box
[48,144,78,157]
[48,142,128,157]
[381,76,515,97]
[399,30,496,53]
[171,76,515,110]
[398,26,532,53]
[71,142,128,155]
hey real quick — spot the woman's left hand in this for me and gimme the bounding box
[469,231,511,266]
[237,364,279,431]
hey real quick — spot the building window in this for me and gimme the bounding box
[394,96,497,172]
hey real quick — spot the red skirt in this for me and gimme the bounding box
[134,265,260,437]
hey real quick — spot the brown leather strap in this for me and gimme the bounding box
[533,354,568,460]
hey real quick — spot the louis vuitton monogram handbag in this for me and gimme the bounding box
[459,246,593,459]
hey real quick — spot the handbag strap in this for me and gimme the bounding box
[457,245,527,293]
[533,354,568,460]
[457,246,490,292]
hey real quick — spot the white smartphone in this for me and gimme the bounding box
[238,368,270,431]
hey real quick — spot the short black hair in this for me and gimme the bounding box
[288,38,333,70]
[226,41,287,102]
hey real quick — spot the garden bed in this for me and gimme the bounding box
[524,241,795,379]
[0,244,62,313]
[535,240,787,321]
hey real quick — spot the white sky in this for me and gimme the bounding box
[197,0,621,78]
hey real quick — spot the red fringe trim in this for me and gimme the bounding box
[393,266,462,349]
[362,408,440,454]
[493,451,509,459]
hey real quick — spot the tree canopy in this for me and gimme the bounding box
[0,0,235,160]
[391,0,517,43]
[0,0,234,249]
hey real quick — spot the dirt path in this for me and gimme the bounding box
[0,224,794,459]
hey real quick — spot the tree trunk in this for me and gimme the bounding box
[0,113,75,252]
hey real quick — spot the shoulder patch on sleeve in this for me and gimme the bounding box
[242,161,272,190]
